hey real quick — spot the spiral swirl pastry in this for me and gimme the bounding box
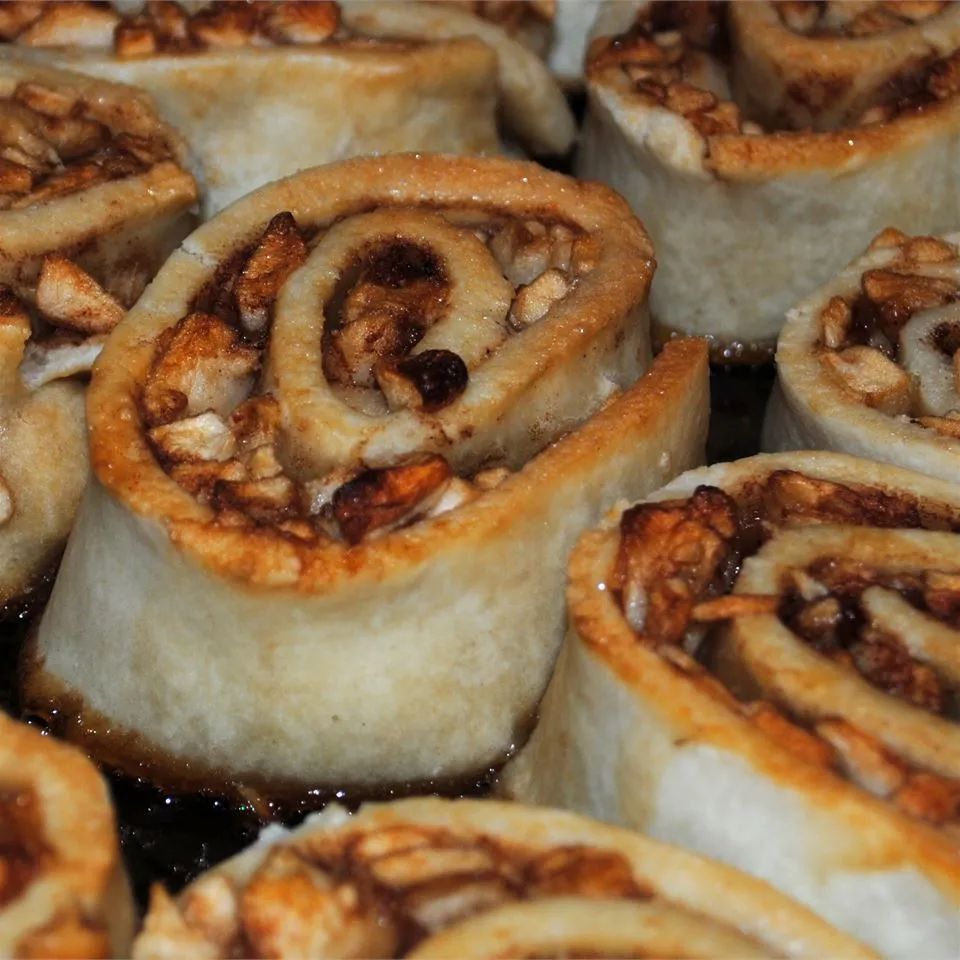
[502,451,960,956]
[132,797,868,959]
[20,154,708,804]
[580,0,960,361]
[0,712,134,959]
[2,0,574,214]
[765,228,960,484]
[0,59,196,615]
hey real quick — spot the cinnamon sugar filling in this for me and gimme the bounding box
[613,470,960,833]
[142,208,594,545]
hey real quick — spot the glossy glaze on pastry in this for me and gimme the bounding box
[21,153,708,805]
[502,451,960,957]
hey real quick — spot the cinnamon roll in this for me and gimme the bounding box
[3,1,574,214]
[501,452,960,957]
[132,797,869,959]
[580,1,960,361]
[21,154,707,804]
[0,59,196,614]
[0,712,134,958]
[765,228,960,483]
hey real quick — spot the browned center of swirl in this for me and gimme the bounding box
[323,240,449,390]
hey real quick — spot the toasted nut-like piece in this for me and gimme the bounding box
[115,20,159,58]
[820,296,852,349]
[149,412,237,464]
[570,233,601,277]
[742,702,836,769]
[691,594,780,621]
[260,1,339,43]
[20,334,105,390]
[187,3,258,48]
[665,81,717,115]
[234,211,308,339]
[901,235,957,265]
[822,345,913,414]
[509,268,570,330]
[762,469,922,528]
[333,455,453,544]
[489,222,552,287]
[16,1,119,46]
[377,349,468,413]
[36,255,124,334]
[215,475,299,524]
[33,111,106,160]
[815,719,906,797]
[142,0,190,42]
[862,270,958,333]
[615,486,739,644]
[142,312,259,427]
[240,847,397,960]
[868,227,911,251]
